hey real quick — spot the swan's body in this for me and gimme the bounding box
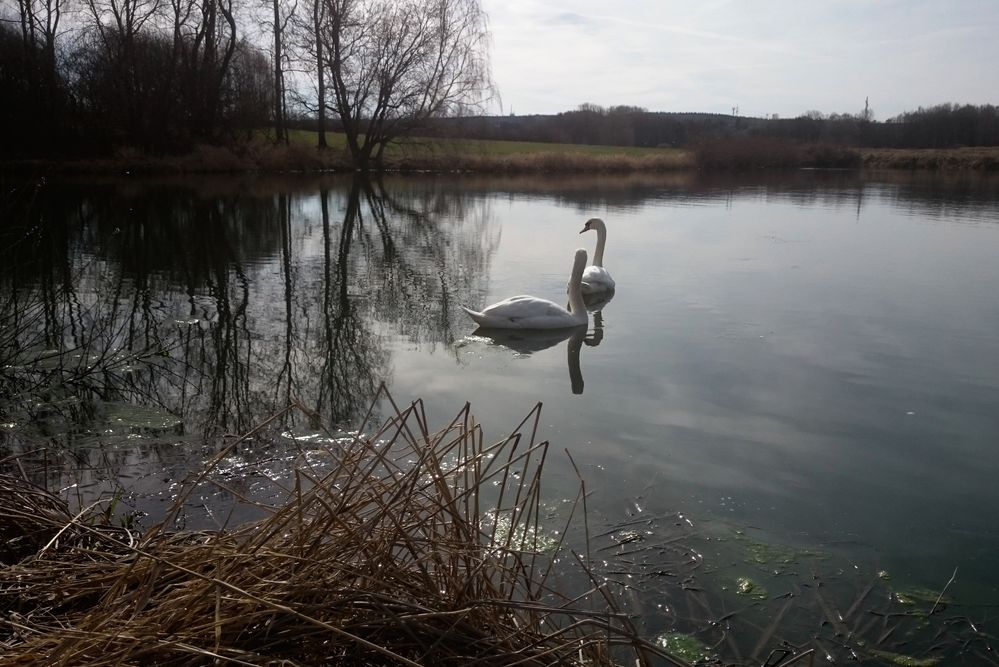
[579,218,615,294]
[463,249,588,330]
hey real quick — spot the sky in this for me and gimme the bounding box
[479,0,999,120]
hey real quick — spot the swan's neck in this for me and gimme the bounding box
[567,270,587,318]
[593,227,606,267]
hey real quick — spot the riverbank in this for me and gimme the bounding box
[3,136,999,175]
[0,396,679,666]
[860,146,999,170]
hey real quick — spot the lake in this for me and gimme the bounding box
[3,169,999,662]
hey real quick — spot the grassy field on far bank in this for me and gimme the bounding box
[166,134,999,173]
[285,128,681,157]
[280,128,692,172]
[6,131,999,174]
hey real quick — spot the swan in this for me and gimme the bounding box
[578,218,616,294]
[462,248,589,329]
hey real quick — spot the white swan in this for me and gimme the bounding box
[462,249,589,329]
[579,218,616,294]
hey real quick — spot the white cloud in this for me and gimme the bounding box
[481,0,999,118]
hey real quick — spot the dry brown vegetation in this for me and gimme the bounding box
[860,147,999,170]
[392,150,691,173]
[5,142,690,175]
[0,394,683,666]
[9,138,999,175]
[693,137,862,170]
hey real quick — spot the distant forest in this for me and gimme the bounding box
[410,103,999,151]
[3,2,997,160]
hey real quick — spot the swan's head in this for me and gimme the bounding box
[571,248,588,274]
[580,217,605,234]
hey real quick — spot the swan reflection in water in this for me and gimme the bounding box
[472,311,606,395]
[582,287,614,313]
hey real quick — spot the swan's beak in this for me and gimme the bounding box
[579,227,587,234]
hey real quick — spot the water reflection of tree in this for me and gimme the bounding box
[356,178,499,347]
[2,176,499,457]
[314,182,385,424]
[193,176,498,432]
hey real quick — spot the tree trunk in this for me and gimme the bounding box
[313,0,327,148]
[272,0,286,145]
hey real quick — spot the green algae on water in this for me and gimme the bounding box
[869,648,941,666]
[737,535,827,572]
[893,586,951,607]
[656,632,713,663]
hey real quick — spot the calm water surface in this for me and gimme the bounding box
[3,170,999,652]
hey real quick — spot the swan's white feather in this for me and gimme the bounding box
[463,249,589,330]
[462,296,579,329]
[580,266,615,293]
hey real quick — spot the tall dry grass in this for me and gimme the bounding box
[693,137,861,170]
[0,391,684,666]
[392,150,691,173]
[860,147,999,170]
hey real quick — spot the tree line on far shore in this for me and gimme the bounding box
[2,0,996,169]
[408,103,999,151]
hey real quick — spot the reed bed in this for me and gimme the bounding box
[390,150,691,173]
[693,138,861,170]
[0,394,681,666]
[860,147,999,170]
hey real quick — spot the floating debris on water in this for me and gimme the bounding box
[735,576,768,600]
[612,529,644,545]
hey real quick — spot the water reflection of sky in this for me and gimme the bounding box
[388,172,999,609]
[4,170,999,615]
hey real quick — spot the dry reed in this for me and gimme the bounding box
[392,150,691,173]
[0,391,682,666]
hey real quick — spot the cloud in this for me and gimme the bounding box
[482,0,999,118]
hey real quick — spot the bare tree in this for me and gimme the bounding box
[76,0,163,145]
[284,0,327,147]
[181,0,238,139]
[6,0,71,153]
[311,0,327,147]
[319,0,491,170]
[269,0,296,144]
[15,0,67,80]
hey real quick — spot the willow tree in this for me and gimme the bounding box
[320,0,491,171]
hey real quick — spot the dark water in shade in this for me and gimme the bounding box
[3,169,999,652]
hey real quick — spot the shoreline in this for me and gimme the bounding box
[3,142,998,176]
